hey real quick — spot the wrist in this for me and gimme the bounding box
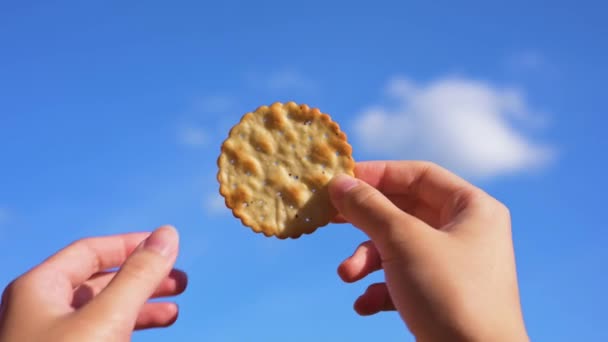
[415,319,529,342]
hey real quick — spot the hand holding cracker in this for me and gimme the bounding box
[329,161,529,341]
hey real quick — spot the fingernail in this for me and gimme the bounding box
[331,174,359,194]
[143,225,178,257]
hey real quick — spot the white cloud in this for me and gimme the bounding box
[177,125,209,147]
[352,76,554,178]
[204,193,228,215]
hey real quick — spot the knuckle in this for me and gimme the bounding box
[65,238,92,257]
[69,237,100,254]
[409,161,442,194]
[2,276,30,302]
[474,192,511,223]
[415,160,441,173]
[441,187,475,220]
[494,199,511,219]
[2,280,18,301]
[420,160,439,169]
[68,237,89,248]
[67,238,102,272]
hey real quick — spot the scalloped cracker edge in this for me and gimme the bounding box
[217,102,355,239]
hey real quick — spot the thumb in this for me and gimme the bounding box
[81,225,179,322]
[328,174,426,254]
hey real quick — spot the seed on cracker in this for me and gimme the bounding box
[216,102,355,239]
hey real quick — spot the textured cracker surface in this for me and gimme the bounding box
[217,102,355,239]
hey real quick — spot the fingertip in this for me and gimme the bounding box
[143,225,179,258]
[338,241,382,283]
[158,302,179,328]
[329,174,413,246]
[330,174,359,190]
[338,244,366,283]
[156,225,180,241]
[337,260,356,283]
[338,251,367,283]
[354,295,378,316]
[158,225,180,242]
[165,303,179,326]
[329,174,359,202]
[135,302,179,330]
[161,301,178,316]
[169,269,188,295]
[353,283,395,316]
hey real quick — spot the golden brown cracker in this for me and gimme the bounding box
[217,101,355,238]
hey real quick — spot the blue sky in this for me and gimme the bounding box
[1,1,607,341]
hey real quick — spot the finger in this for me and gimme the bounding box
[34,232,151,290]
[72,269,188,309]
[333,194,440,228]
[354,283,396,316]
[354,161,476,214]
[338,241,382,283]
[386,194,442,228]
[328,174,430,254]
[80,225,180,321]
[134,302,179,330]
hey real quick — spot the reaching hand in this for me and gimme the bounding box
[0,225,187,342]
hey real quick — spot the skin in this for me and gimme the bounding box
[0,225,186,342]
[328,161,529,342]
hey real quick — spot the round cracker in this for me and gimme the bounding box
[217,102,355,239]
